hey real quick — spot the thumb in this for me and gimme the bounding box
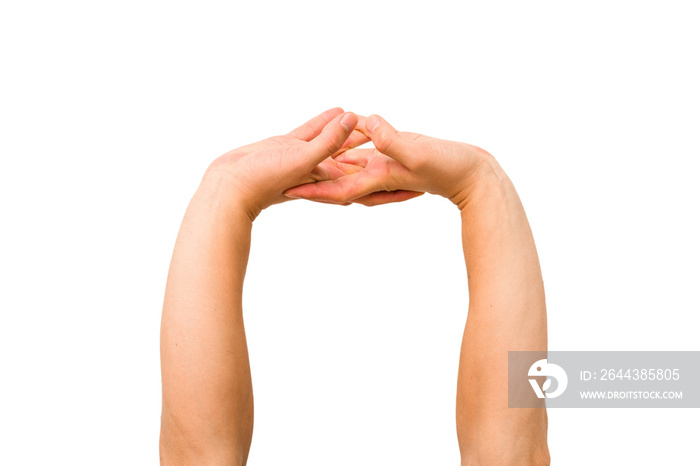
[294,112,357,170]
[364,114,416,168]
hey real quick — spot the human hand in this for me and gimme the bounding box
[201,108,422,219]
[283,114,499,209]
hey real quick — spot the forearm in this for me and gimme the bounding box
[455,158,549,464]
[160,177,254,465]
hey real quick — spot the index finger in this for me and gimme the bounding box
[287,107,344,141]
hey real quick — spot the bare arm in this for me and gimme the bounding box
[160,183,254,465]
[454,160,549,465]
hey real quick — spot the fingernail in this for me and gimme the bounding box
[366,115,380,133]
[284,193,300,199]
[340,112,354,131]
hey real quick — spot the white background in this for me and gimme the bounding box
[1,1,699,464]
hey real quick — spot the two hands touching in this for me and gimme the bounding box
[201,107,498,218]
[161,107,550,465]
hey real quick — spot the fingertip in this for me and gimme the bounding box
[339,112,358,132]
[366,114,381,134]
[317,107,344,123]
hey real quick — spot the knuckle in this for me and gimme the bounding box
[404,145,428,171]
[374,132,394,153]
[321,132,342,155]
[407,155,427,171]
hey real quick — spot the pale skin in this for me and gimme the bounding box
[160,109,550,465]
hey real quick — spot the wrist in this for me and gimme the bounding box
[448,151,509,210]
[191,171,260,223]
